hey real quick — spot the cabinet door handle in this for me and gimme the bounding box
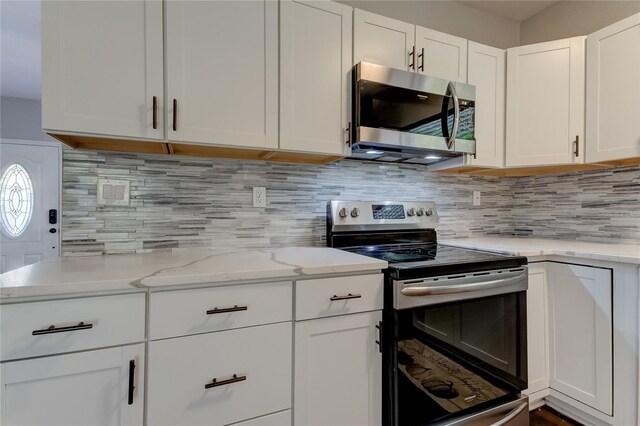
[128,360,136,405]
[152,96,158,129]
[573,135,579,157]
[375,321,382,353]
[330,293,362,301]
[345,122,351,146]
[205,374,247,389]
[418,47,424,71]
[32,321,93,335]
[172,99,177,131]
[206,305,248,315]
[408,46,415,70]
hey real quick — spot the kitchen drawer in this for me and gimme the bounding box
[234,410,291,426]
[0,293,145,361]
[149,281,292,340]
[295,274,383,321]
[147,322,292,426]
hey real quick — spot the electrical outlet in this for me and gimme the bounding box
[473,191,481,206]
[253,187,267,207]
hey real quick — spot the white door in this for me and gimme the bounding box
[506,37,585,167]
[0,343,144,425]
[415,27,467,82]
[548,263,612,415]
[166,0,278,150]
[41,0,164,140]
[280,0,352,156]
[294,311,382,426]
[353,9,415,71]
[467,41,505,168]
[524,263,549,396]
[0,141,60,273]
[586,13,640,164]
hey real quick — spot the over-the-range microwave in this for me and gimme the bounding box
[350,62,476,165]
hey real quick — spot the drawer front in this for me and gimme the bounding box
[147,322,292,426]
[0,293,145,361]
[149,281,292,340]
[295,274,383,321]
[234,410,291,426]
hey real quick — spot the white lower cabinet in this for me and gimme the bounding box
[547,263,613,415]
[294,311,382,426]
[0,343,145,425]
[234,410,291,426]
[524,263,549,397]
[147,322,292,426]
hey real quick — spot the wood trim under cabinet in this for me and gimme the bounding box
[433,163,611,177]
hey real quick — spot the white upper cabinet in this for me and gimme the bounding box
[42,0,164,140]
[506,37,586,167]
[353,9,414,71]
[467,41,505,168]
[280,0,352,156]
[548,263,613,415]
[586,13,640,164]
[165,0,278,149]
[416,27,467,82]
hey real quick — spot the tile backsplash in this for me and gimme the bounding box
[62,149,640,255]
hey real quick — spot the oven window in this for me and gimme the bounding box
[393,292,526,425]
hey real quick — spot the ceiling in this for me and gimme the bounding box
[458,1,558,22]
[0,0,558,101]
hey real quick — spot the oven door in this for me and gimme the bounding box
[389,268,528,425]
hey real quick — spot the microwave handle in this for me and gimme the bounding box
[447,82,460,150]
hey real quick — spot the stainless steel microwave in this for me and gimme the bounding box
[350,62,476,164]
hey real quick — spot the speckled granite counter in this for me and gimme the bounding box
[440,237,640,265]
[0,247,387,300]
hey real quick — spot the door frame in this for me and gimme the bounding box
[0,138,62,257]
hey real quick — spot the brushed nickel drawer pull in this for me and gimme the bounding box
[206,305,248,315]
[128,359,136,405]
[330,293,362,301]
[32,321,93,335]
[205,374,247,389]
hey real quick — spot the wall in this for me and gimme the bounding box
[513,166,640,243]
[61,149,517,255]
[0,96,54,142]
[520,1,640,45]
[337,0,520,49]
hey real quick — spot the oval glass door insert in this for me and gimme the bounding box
[0,164,34,237]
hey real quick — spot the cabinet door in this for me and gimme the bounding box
[166,0,278,149]
[506,37,585,167]
[548,263,612,415]
[467,41,505,168]
[353,9,414,71]
[294,311,382,426]
[586,13,640,164]
[0,344,144,425]
[524,263,549,396]
[415,27,467,82]
[42,1,163,140]
[280,1,352,156]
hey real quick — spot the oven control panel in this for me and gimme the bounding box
[328,201,439,231]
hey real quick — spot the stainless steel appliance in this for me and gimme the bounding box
[327,201,529,425]
[350,63,476,165]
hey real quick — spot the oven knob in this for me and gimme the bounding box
[350,208,360,218]
[416,208,425,216]
[407,208,416,217]
[425,208,434,216]
[339,207,348,218]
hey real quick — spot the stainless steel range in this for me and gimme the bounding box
[327,201,530,426]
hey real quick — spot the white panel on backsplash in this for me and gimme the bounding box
[61,148,516,255]
[61,148,640,255]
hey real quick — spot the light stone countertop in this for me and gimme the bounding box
[0,247,387,301]
[440,237,640,265]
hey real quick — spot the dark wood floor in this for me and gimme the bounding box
[530,406,583,426]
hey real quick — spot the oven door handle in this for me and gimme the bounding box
[400,274,525,297]
[491,402,528,426]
